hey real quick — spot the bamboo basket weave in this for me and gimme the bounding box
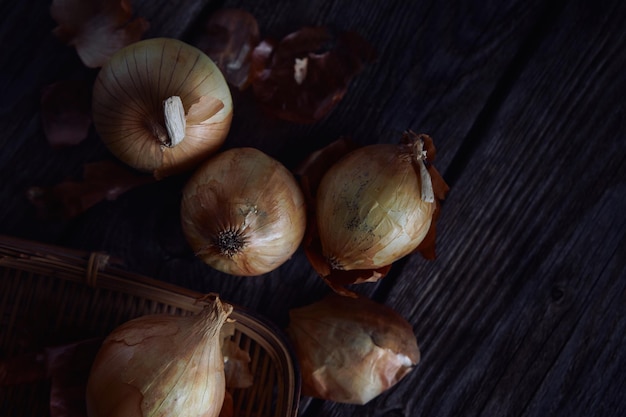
[0,235,300,417]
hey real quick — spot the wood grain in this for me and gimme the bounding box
[349,1,626,417]
[1,0,625,416]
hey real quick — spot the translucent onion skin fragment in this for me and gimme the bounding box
[85,296,233,417]
[195,8,260,90]
[287,293,420,405]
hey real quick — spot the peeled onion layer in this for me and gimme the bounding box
[85,296,233,417]
[220,320,254,389]
[181,147,306,276]
[287,293,420,405]
[92,37,233,179]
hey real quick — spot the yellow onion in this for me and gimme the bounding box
[85,295,232,417]
[301,132,448,295]
[92,37,233,179]
[287,293,420,404]
[317,134,436,271]
[181,147,306,276]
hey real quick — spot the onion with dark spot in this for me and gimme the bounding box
[301,131,449,296]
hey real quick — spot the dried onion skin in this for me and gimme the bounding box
[287,293,420,405]
[181,147,306,276]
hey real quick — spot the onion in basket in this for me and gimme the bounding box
[85,295,232,417]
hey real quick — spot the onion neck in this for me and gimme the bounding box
[410,135,435,203]
[194,295,233,338]
[162,95,186,147]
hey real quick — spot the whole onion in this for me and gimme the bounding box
[181,147,306,276]
[303,132,448,295]
[92,38,233,179]
[287,293,420,405]
[86,296,232,417]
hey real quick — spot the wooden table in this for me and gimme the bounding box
[1,0,625,416]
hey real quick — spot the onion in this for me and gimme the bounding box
[181,147,307,276]
[301,131,449,296]
[92,37,233,179]
[287,293,420,404]
[85,295,232,417]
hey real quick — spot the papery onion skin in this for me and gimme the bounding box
[92,37,233,179]
[181,147,306,276]
[287,293,420,405]
[85,296,233,417]
[195,8,260,90]
[315,141,435,271]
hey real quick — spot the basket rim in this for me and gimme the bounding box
[0,233,302,416]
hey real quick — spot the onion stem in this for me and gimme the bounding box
[414,138,435,203]
[163,95,186,147]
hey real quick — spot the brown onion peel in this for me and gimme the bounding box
[194,8,260,90]
[92,37,233,179]
[298,131,449,296]
[412,133,449,259]
[181,147,307,276]
[40,80,92,148]
[0,338,102,417]
[287,293,420,405]
[220,321,254,389]
[50,0,149,68]
[86,295,233,417]
[249,26,376,123]
[26,159,155,220]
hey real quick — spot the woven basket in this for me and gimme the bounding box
[0,234,300,416]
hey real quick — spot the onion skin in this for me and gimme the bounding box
[287,293,420,405]
[181,147,306,276]
[85,296,232,417]
[92,37,233,179]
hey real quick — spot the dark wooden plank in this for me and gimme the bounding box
[201,0,561,170]
[317,1,626,416]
